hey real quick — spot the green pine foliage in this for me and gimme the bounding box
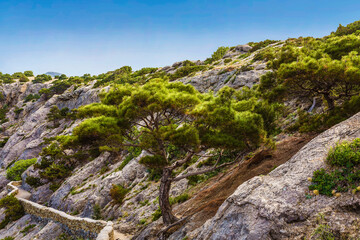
[24,94,40,102]
[33,74,52,83]
[248,39,280,53]
[0,195,25,229]
[333,20,360,36]
[24,71,34,77]
[1,74,14,84]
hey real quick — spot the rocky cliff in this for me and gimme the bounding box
[0,40,357,240]
[187,112,360,240]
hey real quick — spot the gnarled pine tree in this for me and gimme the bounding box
[75,79,265,225]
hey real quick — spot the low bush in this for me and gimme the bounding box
[92,204,102,220]
[14,107,23,115]
[248,39,279,53]
[224,58,232,64]
[1,74,14,84]
[169,193,189,205]
[327,139,360,167]
[204,46,229,64]
[20,224,36,235]
[0,137,9,148]
[24,71,34,77]
[25,176,42,188]
[309,139,360,196]
[151,208,162,221]
[169,65,206,80]
[0,195,25,229]
[33,74,51,83]
[19,76,29,82]
[1,237,15,240]
[39,163,70,181]
[24,94,40,103]
[6,158,37,181]
[109,184,129,204]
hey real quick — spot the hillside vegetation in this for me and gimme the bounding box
[0,19,360,240]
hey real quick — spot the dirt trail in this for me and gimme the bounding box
[16,188,32,199]
[174,133,316,231]
[114,231,132,240]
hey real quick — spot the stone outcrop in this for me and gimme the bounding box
[189,112,360,239]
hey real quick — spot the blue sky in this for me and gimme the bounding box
[0,0,360,76]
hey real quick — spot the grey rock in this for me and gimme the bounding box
[190,112,360,240]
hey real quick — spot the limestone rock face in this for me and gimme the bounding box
[0,83,100,167]
[190,112,360,240]
[180,67,270,93]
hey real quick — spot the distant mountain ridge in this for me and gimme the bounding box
[45,72,62,77]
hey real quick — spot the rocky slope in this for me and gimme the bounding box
[188,112,360,240]
[0,41,356,240]
[0,44,282,240]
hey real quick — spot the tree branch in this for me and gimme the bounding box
[168,152,195,171]
[171,160,235,182]
[172,151,244,182]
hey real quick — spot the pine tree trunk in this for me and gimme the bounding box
[323,94,335,110]
[159,168,178,225]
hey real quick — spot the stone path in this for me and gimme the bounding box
[16,188,32,199]
[7,181,132,240]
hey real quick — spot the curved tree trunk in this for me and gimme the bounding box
[159,168,178,225]
[323,93,335,110]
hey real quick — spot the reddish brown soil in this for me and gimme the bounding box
[174,133,316,230]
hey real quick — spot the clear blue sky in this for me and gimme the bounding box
[0,0,360,76]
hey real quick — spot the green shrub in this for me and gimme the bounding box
[0,195,25,229]
[14,107,23,115]
[169,193,189,205]
[20,224,36,235]
[25,176,42,188]
[224,59,232,64]
[59,74,67,80]
[39,163,70,181]
[24,94,40,103]
[12,72,24,79]
[187,174,204,186]
[204,46,229,64]
[1,74,14,84]
[309,139,360,196]
[333,20,360,36]
[49,183,61,192]
[0,106,8,124]
[327,139,360,167]
[24,71,34,77]
[109,184,129,204]
[1,237,15,240]
[19,76,29,82]
[33,74,51,83]
[6,158,37,181]
[0,137,9,148]
[169,65,206,80]
[248,39,279,53]
[92,204,102,220]
[151,208,162,221]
